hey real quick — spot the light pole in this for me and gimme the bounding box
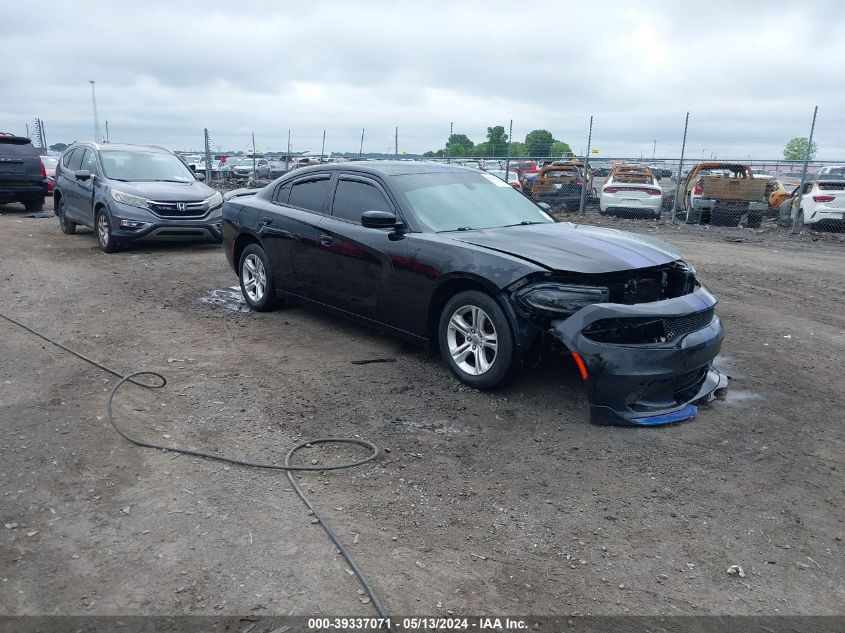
[651,139,657,161]
[90,80,102,143]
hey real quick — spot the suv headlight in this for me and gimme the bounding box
[205,191,223,209]
[515,282,609,316]
[111,189,150,209]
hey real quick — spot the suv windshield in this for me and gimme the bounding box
[392,171,554,232]
[99,150,196,182]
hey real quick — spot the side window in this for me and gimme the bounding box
[331,179,391,223]
[67,148,84,171]
[61,149,75,167]
[273,182,292,205]
[81,149,99,175]
[289,177,331,213]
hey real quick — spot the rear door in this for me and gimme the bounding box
[261,173,332,298]
[75,149,101,226]
[60,148,86,221]
[316,174,407,322]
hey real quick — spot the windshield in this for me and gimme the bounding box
[99,150,196,182]
[392,171,554,232]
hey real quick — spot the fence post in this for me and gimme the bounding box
[359,128,365,159]
[578,116,593,215]
[321,129,326,162]
[670,112,689,225]
[251,132,257,180]
[504,119,513,182]
[792,106,818,232]
[285,130,290,173]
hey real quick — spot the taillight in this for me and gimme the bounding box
[604,187,619,194]
[40,160,47,178]
[813,195,835,203]
[647,189,661,196]
[693,181,704,195]
[575,178,583,185]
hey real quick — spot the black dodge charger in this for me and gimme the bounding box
[222,162,727,426]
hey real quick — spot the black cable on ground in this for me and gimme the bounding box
[0,312,393,627]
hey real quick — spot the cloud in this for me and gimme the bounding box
[1,0,843,158]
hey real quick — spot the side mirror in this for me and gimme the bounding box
[537,202,552,212]
[74,170,92,181]
[195,172,206,181]
[361,210,399,229]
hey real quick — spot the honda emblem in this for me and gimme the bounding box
[176,202,187,212]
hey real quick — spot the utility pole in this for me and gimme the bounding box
[394,126,398,159]
[286,130,291,173]
[447,122,453,163]
[359,128,365,159]
[105,120,109,143]
[203,128,211,182]
[792,106,818,232]
[651,139,657,161]
[90,80,102,143]
[670,112,689,225]
[578,116,593,215]
[321,129,326,162]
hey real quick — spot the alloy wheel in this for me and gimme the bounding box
[242,253,267,302]
[447,305,498,375]
[97,213,109,246]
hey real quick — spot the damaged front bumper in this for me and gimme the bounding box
[550,286,728,426]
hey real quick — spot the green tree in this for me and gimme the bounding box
[448,134,474,153]
[486,125,509,156]
[783,137,818,161]
[507,141,528,157]
[472,142,491,157]
[49,142,68,151]
[525,130,555,157]
[551,140,573,157]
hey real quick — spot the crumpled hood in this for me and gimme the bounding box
[445,222,681,273]
[108,180,215,202]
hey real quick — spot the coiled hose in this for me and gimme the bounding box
[0,312,391,625]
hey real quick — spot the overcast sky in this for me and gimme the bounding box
[2,0,844,159]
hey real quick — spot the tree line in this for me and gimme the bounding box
[423,126,572,159]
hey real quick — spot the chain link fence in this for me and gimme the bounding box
[185,109,845,240]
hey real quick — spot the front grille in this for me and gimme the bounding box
[663,308,715,340]
[148,201,208,218]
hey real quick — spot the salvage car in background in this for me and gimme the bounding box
[222,162,726,426]
[40,155,58,195]
[231,157,271,179]
[486,169,522,191]
[0,134,47,211]
[599,164,663,219]
[677,162,768,227]
[776,178,845,230]
[530,163,592,209]
[54,142,223,252]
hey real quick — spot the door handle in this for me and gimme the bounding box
[319,234,333,245]
[261,216,272,225]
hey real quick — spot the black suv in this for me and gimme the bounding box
[0,134,47,211]
[54,142,224,252]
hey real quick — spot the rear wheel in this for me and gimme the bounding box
[239,244,278,311]
[57,197,76,235]
[24,197,44,212]
[438,290,514,390]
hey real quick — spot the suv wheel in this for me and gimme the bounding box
[24,197,44,212]
[96,207,121,253]
[57,197,76,235]
[438,290,514,390]
[239,244,278,311]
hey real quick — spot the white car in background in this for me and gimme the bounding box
[817,165,845,177]
[485,169,522,191]
[777,178,845,229]
[599,166,663,219]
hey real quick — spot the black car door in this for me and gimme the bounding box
[315,174,408,322]
[261,173,332,299]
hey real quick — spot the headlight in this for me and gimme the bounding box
[515,283,609,315]
[205,191,223,209]
[111,189,150,209]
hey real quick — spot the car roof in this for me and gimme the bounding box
[286,160,478,178]
[70,141,173,154]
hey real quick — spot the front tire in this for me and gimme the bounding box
[96,207,121,253]
[239,244,278,311]
[57,197,77,235]
[438,290,514,390]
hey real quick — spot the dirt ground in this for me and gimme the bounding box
[1,197,843,619]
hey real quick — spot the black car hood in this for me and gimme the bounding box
[444,222,680,273]
[107,180,215,202]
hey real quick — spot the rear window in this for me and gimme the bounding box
[818,182,845,191]
[0,137,37,157]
